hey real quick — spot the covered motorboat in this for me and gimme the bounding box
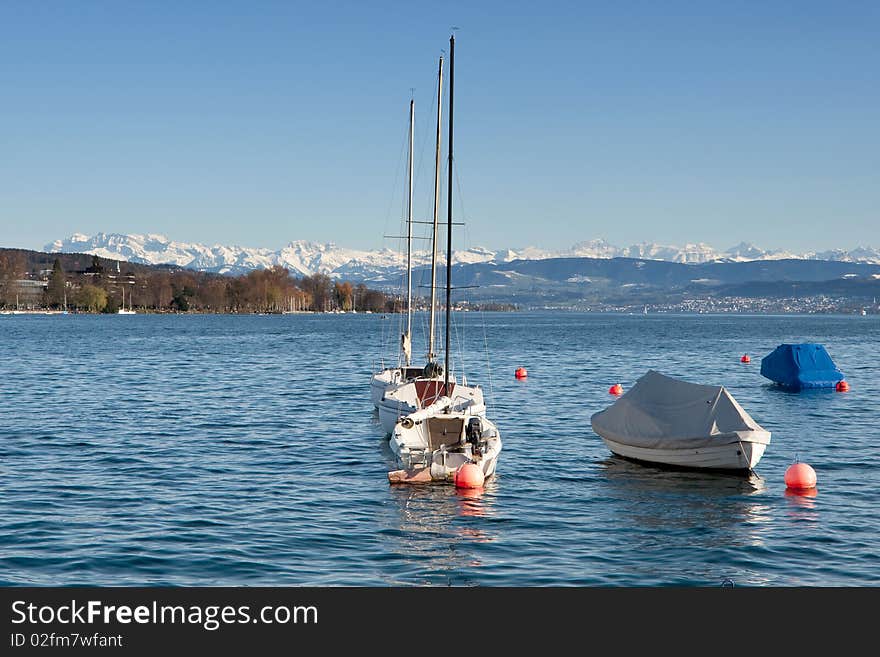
[590,370,770,471]
[760,343,844,389]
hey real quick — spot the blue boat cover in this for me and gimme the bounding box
[760,343,844,389]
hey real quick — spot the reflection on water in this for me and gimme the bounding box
[599,456,767,498]
[785,487,818,500]
[784,487,819,523]
[455,487,487,517]
[389,481,497,526]
[383,482,498,585]
[762,384,838,397]
[598,456,773,551]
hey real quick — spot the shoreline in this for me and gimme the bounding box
[2,308,874,317]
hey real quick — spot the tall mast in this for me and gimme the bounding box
[428,55,443,364]
[444,34,454,393]
[404,98,415,366]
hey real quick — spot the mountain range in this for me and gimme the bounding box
[46,232,880,281]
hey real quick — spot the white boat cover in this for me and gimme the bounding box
[590,370,770,449]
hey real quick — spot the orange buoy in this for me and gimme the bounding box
[784,462,817,491]
[609,383,623,395]
[741,354,751,363]
[836,380,849,392]
[515,367,528,379]
[454,463,485,489]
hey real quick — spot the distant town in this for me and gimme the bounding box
[543,295,877,315]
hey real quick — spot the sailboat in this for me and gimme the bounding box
[372,59,453,421]
[375,54,461,433]
[387,34,502,484]
[118,284,136,314]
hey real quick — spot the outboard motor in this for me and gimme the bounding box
[466,417,483,454]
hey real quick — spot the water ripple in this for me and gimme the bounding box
[1,312,878,585]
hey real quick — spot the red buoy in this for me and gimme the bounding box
[741,354,750,363]
[785,462,817,491]
[454,463,485,489]
[609,383,623,396]
[515,367,528,379]
[836,380,849,392]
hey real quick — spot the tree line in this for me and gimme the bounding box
[0,251,397,313]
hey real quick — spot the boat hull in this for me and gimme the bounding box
[378,397,417,434]
[388,408,501,483]
[370,367,432,409]
[370,371,395,408]
[378,376,468,434]
[388,435,501,484]
[599,436,767,471]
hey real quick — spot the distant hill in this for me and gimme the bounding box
[432,257,880,304]
[0,247,167,278]
[8,242,880,306]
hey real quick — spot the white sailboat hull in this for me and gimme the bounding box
[370,370,395,408]
[370,367,428,409]
[378,396,416,434]
[599,436,767,471]
[378,376,475,435]
[388,405,501,483]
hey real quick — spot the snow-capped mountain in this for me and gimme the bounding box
[724,242,784,261]
[45,232,543,278]
[45,232,880,278]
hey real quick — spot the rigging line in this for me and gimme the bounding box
[406,65,446,309]
[379,119,414,365]
[480,308,495,414]
[453,160,468,236]
[381,117,413,252]
[412,81,442,228]
[450,306,469,385]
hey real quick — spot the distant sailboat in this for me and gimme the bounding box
[118,284,136,314]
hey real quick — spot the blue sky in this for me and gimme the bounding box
[1,1,878,253]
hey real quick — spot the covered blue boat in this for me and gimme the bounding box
[760,343,844,389]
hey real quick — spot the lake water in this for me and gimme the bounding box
[1,312,878,586]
